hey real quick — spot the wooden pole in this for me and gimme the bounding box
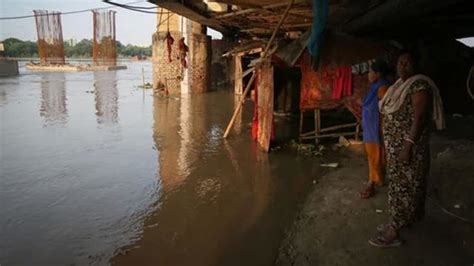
[299,110,304,142]
[313,109,318,144]
[223,71,256,138]
[216,0,305,19]
[142,67,145,88]
[223,0,295,139]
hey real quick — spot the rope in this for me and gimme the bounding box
[428,196,473,224]
[0,1,144,20]
[167,10,170,32]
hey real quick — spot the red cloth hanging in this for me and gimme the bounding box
[164,32,174,63]
[332,66,352,100]
[343,67,353,97]
[178,37,189,69]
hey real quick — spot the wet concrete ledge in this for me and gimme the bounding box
[0,58,19,76]
[26,64,127,72]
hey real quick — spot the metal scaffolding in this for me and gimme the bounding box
[33,10,65,65]
[92,10,117,66]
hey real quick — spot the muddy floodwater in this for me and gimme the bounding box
[1,61,318,265]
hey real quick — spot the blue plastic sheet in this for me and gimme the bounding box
[307,0,329,57]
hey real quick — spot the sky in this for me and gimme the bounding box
[0,1,472,47]
[0,0,222,46]
[457,37,474,48]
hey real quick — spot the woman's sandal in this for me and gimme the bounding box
[368,234,403,248]
[376,223,390,232]
[360,185,375,199]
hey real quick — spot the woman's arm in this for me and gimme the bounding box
[398,90,430,162]
[377,85,389,100]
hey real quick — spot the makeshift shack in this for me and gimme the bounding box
[149,0,474,152]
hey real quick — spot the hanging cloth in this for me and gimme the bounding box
[307,0,329,67]
[332,67,352,100]
[165,31,174,63]
[178,37,189,69]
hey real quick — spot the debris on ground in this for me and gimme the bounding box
[338,136,351,147]
[348,139,363,145]
[320,163,339,168]
[138,82,153,89]
[436,147,452,159]
[288,140,324,157]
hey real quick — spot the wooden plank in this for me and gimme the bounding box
[152,0,230,34]
[257,60,274,152]
[234,55,243,95]
[210,0,287,9]
[215,0,308,19]
[300,131,358,140]
[319,122,357,133]
[300,131,316,137]
[299,110,304,142]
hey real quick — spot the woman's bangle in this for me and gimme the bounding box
[405,138,415,145]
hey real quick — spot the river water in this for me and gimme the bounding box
[0,61,318,265]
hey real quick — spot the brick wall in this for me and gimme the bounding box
[152,31,210,95]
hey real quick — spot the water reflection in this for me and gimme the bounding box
[0,89,7,107]
[113,93,282,265]
[0,62,160,265]
[178,94,192,177]
[40,73,68,126]
[233,95,244,134]
[94,71,118,124]
[152,95,184,191]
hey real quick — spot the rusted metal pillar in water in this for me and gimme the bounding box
[113,11,117,66]
[33,10,65,65]
[92,10,117,66]
[223,0,295,139]
[93,11,97,64]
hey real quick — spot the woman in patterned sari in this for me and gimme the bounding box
[369,50,445,248]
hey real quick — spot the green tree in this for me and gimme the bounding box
[2,38,38,57]
[1,37,151,58]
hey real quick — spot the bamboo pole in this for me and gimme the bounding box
[314,109,319,144]
[355,123,361,140]
[319,122,357,133]
[223,0,295,139]
[300,131,358,140]
[216,0,305,19]
[299,110,304,142]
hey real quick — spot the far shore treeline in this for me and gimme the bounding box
[1,38,152,58]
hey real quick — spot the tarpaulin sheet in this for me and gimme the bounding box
[300,51,371,119]
[299,33,389,119]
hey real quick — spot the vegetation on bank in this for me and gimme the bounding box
[1,38,152,58]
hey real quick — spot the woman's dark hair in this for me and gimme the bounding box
[370,59,389,77]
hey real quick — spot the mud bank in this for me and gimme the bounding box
[276,116,474,266]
